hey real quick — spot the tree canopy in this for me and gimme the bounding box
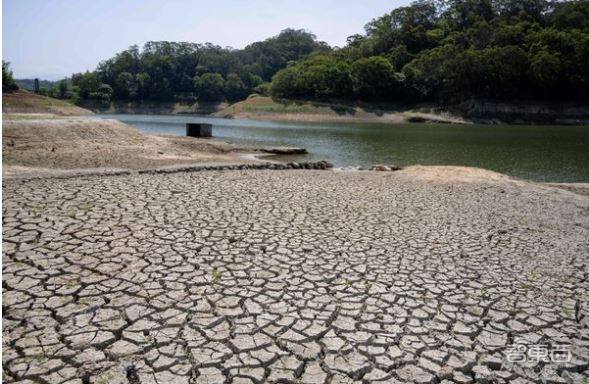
[271,0,589,103]
[39,1,589,105]
[66,29,328,104]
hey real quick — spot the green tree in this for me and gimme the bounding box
[304,56,353,99]
[480,45,529,98]
[60,0,589,104]
[548,1,589,31]
[57,80,69,99]
[68,29,328,103]
[224,73,248,101]
[530,50,561,89]
[2,61,19,93]
[253,82,272,96]
[195,73,226,101]
[114,72,137,99]
[351,56,404,99]
[72,71,101,99]
[135,73,151,100]
[271,65,309,99]
[270,0,588,103]
[90,84,113,104]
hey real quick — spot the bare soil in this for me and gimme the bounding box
[3,168,588,383]
[2,117,266,176]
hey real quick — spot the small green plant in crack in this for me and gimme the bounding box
[96,372,113,384]
[78,299,91,307]
[212,268,222,283]
[81,202,94,212]
[528,271,541,282]
[520,282,533,291]
[30,203,46,215]
[479,286,489,299]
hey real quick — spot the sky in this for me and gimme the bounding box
[2,0,412,80]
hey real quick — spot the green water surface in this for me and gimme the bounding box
[98,114,589,182]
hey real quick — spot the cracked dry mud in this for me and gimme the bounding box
[2,170,589,384]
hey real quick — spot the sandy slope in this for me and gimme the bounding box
[1,117,257,174]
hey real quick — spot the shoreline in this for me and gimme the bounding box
[4,113,588,184]
[3,93,587,183]
[214,96,472,125]
[88,95,589,126]
[4,156,589,199]
[213,109,468,125]
[5,90,588,126]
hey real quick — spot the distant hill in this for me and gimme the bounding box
[15,78,59,91]
[2,90,92,115]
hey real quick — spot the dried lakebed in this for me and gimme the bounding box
[2,169,589,384]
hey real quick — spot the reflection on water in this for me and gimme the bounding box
[97,114,589,182]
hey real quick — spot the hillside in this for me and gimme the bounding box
[214,95,467,124]
[2,90,93,115]
[270,1,589,105]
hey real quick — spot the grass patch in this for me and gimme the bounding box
[212,268,222,283]
[242,101,330,114]
[81,202,94,211]
[2,90,91,115]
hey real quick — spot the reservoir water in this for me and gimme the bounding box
[97,114,589,182]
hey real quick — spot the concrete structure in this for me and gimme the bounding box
[186,123,212,137]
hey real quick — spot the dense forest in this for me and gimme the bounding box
[20,0,589,106]
[53,29,329,104]
[272,0,589,103]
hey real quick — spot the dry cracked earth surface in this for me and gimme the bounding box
[2,169,589,384]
